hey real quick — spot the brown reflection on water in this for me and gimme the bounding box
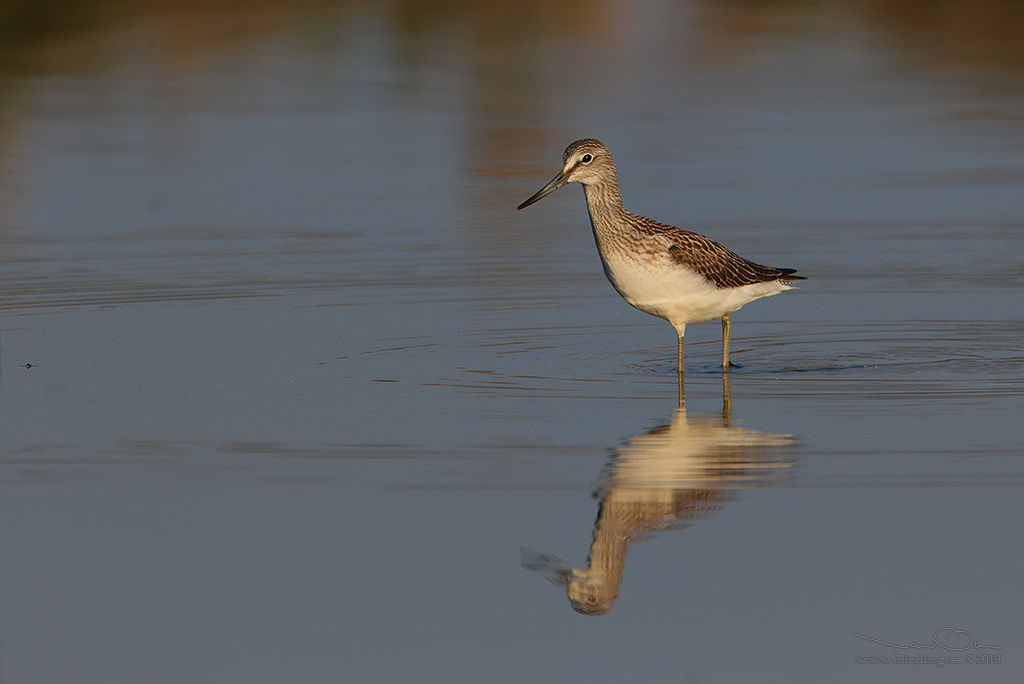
[863,0,1024,78]
[693,0,1024,78]
[1,0,1023,184]
[2,0,1021,144]
[0,0,1021,129]
[524,382,792,615]
[4,0,1024,76]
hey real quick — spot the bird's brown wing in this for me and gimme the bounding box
[664,230,805,289]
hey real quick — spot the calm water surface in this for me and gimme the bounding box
[0,1,1022,682]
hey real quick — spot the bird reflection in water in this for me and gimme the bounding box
[523,376,793,615]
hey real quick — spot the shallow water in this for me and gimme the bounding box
[0,1,1022,682]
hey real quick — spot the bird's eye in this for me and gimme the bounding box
[581,153,593,164]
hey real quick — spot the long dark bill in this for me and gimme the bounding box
[517,171,569,210]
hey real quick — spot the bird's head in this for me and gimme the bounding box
[518,138,615,209]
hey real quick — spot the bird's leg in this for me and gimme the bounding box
[721,313,731,372]
[676,325,685,409]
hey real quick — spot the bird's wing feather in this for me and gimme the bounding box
[638,219,805,288]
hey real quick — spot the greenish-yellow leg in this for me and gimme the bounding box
[676,328,685,409]
[721,313,731,371]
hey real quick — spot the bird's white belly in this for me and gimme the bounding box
[600,254,789,328]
